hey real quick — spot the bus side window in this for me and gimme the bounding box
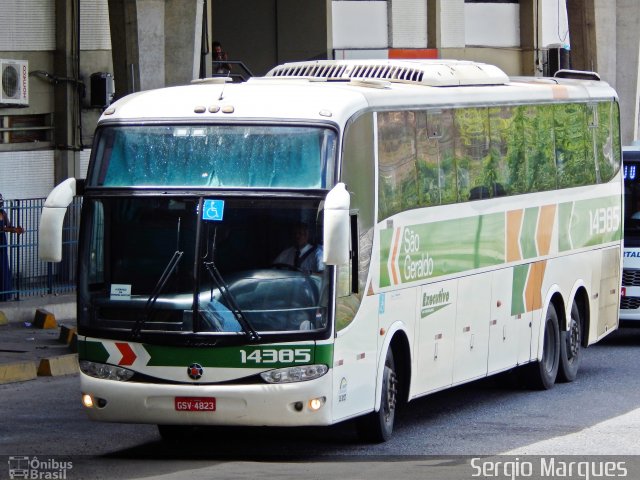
[596,101,621,183]
[555,103,596,188]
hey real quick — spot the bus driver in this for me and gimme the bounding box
[273,222,324,273]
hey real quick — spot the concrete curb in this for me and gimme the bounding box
[0,354,79,384]
[37,354,79,377]
[0,361,38,384]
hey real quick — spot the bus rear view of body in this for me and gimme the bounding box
[39,60,622,443]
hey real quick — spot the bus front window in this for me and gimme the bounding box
[79,197,330,338]
[89,125,336,189]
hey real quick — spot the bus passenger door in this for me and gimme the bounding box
[453,274,491,384]
[487,268,519,373]
[413,280,457,396]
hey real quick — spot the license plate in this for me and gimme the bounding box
[175,397,216,411]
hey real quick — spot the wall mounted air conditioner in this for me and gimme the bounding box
[1,59,29,107]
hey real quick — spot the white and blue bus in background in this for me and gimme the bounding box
[621,145,640,323]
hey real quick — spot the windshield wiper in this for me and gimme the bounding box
[131,250,184,338]
[203,260,260,341]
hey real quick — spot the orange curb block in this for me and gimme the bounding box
[58,325,77,344]
[33,308,58,329]
[37,354,79,377]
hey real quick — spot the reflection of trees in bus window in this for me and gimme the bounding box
[415,109,457,207]
[376,101,617,222]
[586,104,598,183]
[486,107,511,196]
[596,101,621,183]
[505,106,527,194]
[378,111,419,218]
[612,102,622,176]
[436,110,457,205]
[416,112,440,207]
[524,104,556,192]
[555,103,594,188]
[454,108,489,201]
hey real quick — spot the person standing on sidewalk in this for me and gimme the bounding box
[0,194,24,301]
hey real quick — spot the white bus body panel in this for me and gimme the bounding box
[488,268,521,374]
[81,370,334,426]
[331,294,379,422]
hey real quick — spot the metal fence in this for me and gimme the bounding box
[0,197,80,301]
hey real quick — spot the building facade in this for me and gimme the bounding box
[1,0,638,202]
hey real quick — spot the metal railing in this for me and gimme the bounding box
[0,197,81,301]
[211,60,254,82]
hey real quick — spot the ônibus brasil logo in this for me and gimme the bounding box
[8,456,73,479]
[421,288,451,318]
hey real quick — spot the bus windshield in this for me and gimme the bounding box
[624,151,640,247]
[89,125,337,189]
[78,196,331,338]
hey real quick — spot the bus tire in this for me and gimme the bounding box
[525,303,560,390]
[356,348,398,443]
[557,301,582,382]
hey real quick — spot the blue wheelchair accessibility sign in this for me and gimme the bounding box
[202,199,225,221]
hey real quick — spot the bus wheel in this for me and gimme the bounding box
[558,301,582,382]
[525,303,560,390]
[356,348,398,443]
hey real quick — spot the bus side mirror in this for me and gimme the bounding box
[323,183,350,265]
[38,178,77,262]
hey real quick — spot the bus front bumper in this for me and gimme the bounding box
[80,372,334,427]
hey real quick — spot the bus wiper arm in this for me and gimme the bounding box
[131,250,184,338]
[203,261,260,341]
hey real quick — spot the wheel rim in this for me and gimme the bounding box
[383,367,398,424]
[566,313,580,362]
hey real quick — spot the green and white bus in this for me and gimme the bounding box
[39,60,622,442]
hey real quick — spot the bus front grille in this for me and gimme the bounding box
[622,269,640,287]
[621,296,640,310]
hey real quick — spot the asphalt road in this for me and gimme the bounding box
[2,328,640,479]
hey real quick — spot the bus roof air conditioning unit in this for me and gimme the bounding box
[1,59,29,107]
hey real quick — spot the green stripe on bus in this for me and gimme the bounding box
[379,228,394,288]
[520,207,539,259]
[78,339,109,363]
[511,264,529,316]
[559,197,622,251]
[379,195,621,289]
[379,212,505,288]
[558,202,574,251]
[144,343,333,369]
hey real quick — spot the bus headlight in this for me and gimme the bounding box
[260,364,328,384]
[79,360,134,381]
